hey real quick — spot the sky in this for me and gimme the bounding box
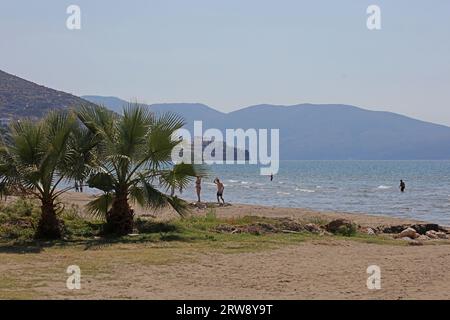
[0,0,449,125]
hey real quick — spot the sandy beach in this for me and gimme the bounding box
[60,192,429,227]
[1,192,449,300]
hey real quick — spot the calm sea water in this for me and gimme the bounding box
[182,161,450,226]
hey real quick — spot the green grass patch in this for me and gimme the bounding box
[0,199,104,243]
[0,199,434,253]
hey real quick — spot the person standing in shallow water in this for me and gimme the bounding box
[195,176,202,203]
[214,178,225,204]
[399,180,406,192]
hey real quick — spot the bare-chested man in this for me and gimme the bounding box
[214,178,225,204]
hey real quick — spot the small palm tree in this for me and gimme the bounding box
[77,104,199,236]
[0,111,96,239]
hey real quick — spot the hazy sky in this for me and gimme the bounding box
[1,0,449,125]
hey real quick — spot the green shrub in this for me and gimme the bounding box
[335,224,357,237]
[0,199,102,241]
[0,199,40,241]
[61,207,103,238]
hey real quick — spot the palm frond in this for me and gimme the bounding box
[158,163,202,193]
[119,104,152,157]
[87,172,115,192]
[130,178,191,217]
[86,193,114,218]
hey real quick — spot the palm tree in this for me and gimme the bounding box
[77,104,200,236]
[0,111,96,239]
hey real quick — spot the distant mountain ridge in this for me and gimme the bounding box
[0,69,448,160]
[0,70,96,119]
[83,96,450,160]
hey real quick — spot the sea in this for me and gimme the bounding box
[182,160,450,226]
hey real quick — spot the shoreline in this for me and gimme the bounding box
[53,192,447,228]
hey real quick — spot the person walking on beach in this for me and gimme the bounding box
[399,179,406,192]
[270,173,274,181]
[74,181,79,192]
[195,176,202,203]
[214,178,225,204]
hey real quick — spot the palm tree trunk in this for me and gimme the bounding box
[105,192,134,235]
[36,197,62,239]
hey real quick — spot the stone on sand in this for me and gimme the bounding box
[395,227,419,239]
[417,235,430,241]
[426,230,448,239]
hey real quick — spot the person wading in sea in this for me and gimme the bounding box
[399,179,406,192]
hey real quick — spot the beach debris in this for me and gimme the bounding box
[417,235,430,241]
[381,223,450,241]
[325,219,357,235]
[381,223,447,235]
[410,223,447,234]
[214,224,239,234]
[359,227,376,235]
[304,223,322,233]
[190,202,208,209]
[214,223,275,235]
[189,202,232,209]
[214,218,305,235]
[395,227,420,239]
[277,218,305,232]
[396,236,423,245]
[211,216,448,241]
[425,230,448,239]
[379,225,408,234]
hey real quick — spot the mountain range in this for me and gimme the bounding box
[1,69,449,160]
[83,96,450,160]
[0,70,95,119]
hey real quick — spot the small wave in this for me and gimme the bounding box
[241,181,249,185]
[295,188,315,193]
[228,179,239,183]
[277,191,291,195]
[377,185,392,189]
